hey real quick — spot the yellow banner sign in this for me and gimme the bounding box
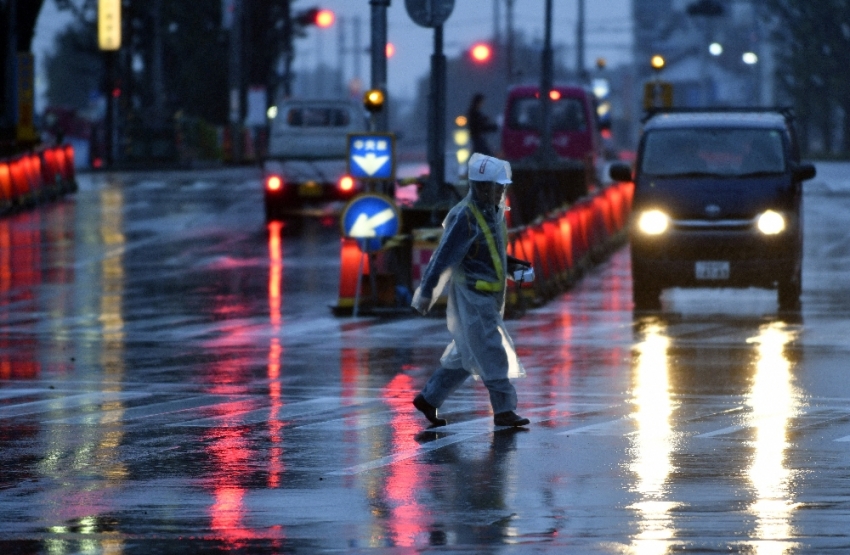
[98,0,121,51]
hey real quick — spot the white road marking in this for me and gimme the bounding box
[695,425,746,438]
[170,397,376,427]
[0,391,150,419]
[556,416,631,436]
[330,404,613,476]
[44,395,231,424]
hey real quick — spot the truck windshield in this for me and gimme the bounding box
[286,107,351,127]
[642,128,786,176]
[508,97,587,132]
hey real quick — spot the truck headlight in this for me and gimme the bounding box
[637,209,670,235]
[757,210,785,235]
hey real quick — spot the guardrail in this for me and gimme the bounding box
[0,145,78,214]
[335,180,634,316]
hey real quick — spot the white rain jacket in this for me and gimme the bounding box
[412,187,526,380]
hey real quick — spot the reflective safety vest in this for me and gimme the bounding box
[468,203,506,293]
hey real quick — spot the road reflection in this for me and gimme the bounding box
[628,318,678,555]
[746,322,801,554]
[627,315,801,554]
[40,185,129,554]
[267,221,285,488]
[381,373,428,547]
[0,210,43,380]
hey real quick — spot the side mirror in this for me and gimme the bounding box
[792,161,816,182]
[608,162,632,182]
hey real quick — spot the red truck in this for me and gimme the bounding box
[499,85,604,224]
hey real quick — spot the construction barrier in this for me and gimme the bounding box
[335,180,634,316]
[500,181,634,315]
[0,145,77,216]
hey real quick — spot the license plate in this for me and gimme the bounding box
[298,181,322,197]
[695,261,730,280]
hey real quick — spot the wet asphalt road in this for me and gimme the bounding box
[2,163,850,553]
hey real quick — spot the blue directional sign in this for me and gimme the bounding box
[347,133,395,180]
[341,193,400,252]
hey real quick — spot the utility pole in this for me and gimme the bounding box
[353,15,362,93]
[538,0,554,161]
[282,0,293,98]
[505,0,514,83]
[370,0,389,132]
[152,0,165,123]
[405,0,454,206]
[228,0,243,162]
[425,24,446,204]
[337,15,346,98]
[493,0,501,47]
[576,0,587,83]
[2,0,18,143]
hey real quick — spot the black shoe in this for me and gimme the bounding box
[494,411,530,427]
[413,394,447,427]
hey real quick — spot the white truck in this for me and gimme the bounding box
[263,99,367,220]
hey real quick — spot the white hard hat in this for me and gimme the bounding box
[468,152,512,184]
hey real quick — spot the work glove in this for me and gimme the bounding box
[411,295,431,315]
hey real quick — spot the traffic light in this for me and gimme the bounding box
[470,43,492,64]
[651,55,666,72]
[454,115,470,165]
[315,9,335,28]
[295,7,335,28]
[363,89,385,113]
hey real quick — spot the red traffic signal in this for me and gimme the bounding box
[315,9,334,28]
[295,7,335,28]
[470,43,492,63]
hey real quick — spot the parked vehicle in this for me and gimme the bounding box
[263,100,367,220]
[500,84,603,166]
[609,107,817,311]
[498,85,605,225]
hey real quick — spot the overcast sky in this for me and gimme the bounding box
[32,0,633,111]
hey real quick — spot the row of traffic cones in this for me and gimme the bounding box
[506,181,634,313]
[0,145,77,213]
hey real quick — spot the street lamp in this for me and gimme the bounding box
[742,52,758,65]
[651,54,666,72]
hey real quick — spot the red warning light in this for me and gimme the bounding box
[470,43,492,63]
[386,43,395,58]
[266,175,283,191]
[315,9,335,28]
[338,175,355,192]
[549,90,561,101]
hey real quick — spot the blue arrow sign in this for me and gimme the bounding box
[341,194,400,252]
[347,133,395,180]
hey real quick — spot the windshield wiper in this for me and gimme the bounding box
[732,170,783,178]
[656,171,723,178]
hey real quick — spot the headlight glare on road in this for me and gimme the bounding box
[757,210,785,235]
[637,209,670,235]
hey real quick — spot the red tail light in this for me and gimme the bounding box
[266,175,283,191]
[338,175,355,192]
